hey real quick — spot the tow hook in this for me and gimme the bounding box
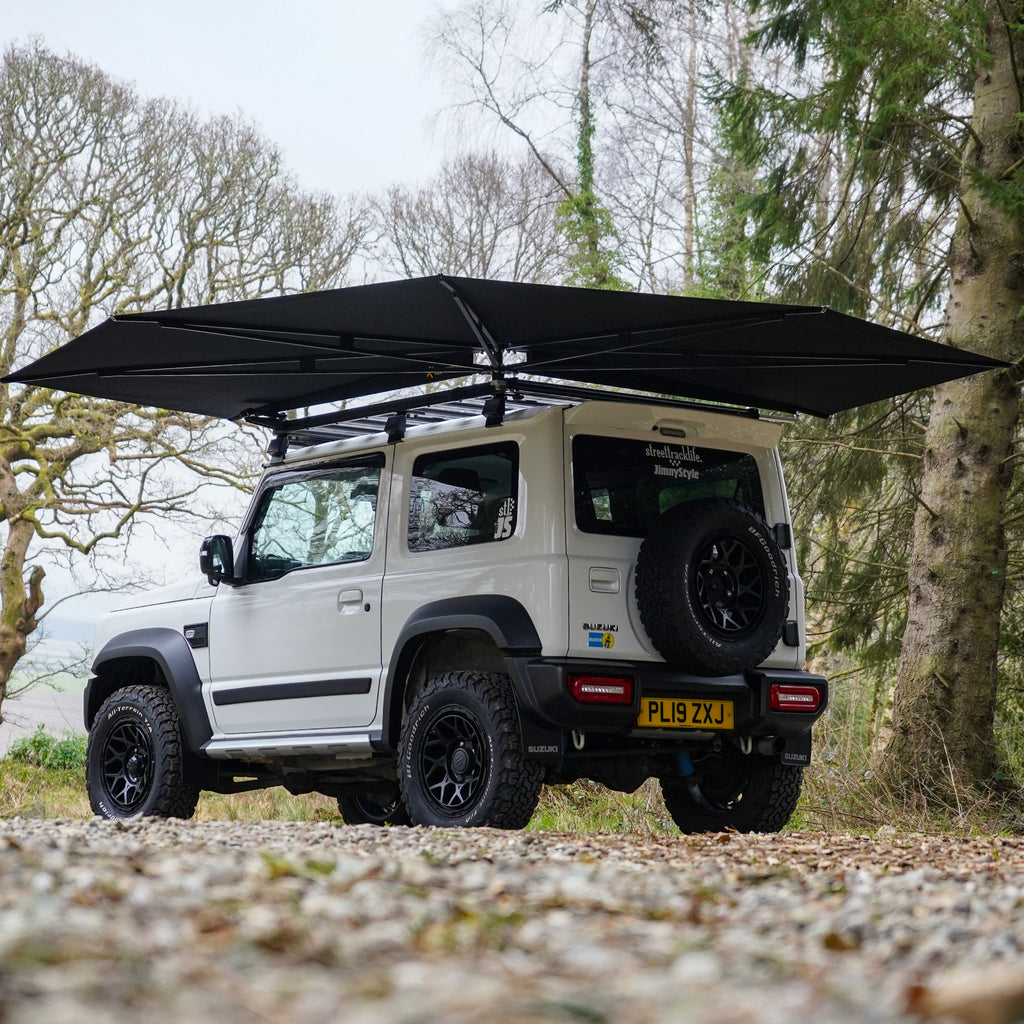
[678,751,728,815]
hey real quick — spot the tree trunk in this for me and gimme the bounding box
[680,8,699,290]
[575,0,604,283]
[0,516,44,726]
[876,1,1024,801]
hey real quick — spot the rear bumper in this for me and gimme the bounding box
[509,657,828,739]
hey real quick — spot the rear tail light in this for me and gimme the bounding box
[567,675,633,705]
[769,683,823,713]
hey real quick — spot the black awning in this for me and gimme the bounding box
[4,275,1006,419]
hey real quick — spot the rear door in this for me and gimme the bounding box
[566,430,771,662]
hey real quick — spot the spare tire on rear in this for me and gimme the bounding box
[636,498,789,676]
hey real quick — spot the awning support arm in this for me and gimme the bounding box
[438,275,504,375]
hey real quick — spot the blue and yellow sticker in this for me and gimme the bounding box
[588,631,615,649]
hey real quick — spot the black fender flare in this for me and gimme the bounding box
[86,628,212,751]
[379,595,542,749]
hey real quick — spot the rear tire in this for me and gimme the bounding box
[399,671,542,829]
[661,747,802,834]
[338,791,411,826]
[86,684,200,820]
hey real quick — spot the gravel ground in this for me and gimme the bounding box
[1,820,1023,1024]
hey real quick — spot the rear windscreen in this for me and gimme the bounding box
[572,434,765,537]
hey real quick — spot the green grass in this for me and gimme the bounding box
[195,788,340,822]
[0,754,670,829]
[0,760,93,819]
[526,780,676,835]
[2,716,1019,834]
[0,742,672,828]
[0,757,344,822]
[8,725,87,771]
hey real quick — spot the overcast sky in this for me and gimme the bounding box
[3,1,467,643]
[3,0,449,195]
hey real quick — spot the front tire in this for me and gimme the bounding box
[661,747,802,833]
[399,671,542,829]
[86,684,200,820]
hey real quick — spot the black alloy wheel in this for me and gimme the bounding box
[100,716,155,814]
[417,704,489,818]
[692,534,767,639]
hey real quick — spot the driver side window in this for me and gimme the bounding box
[248,461,381,582]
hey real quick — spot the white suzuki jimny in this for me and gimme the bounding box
[84,387,827,832]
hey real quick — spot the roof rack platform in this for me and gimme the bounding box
[250,378,762,456]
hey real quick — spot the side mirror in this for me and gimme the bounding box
[199,535,238,587]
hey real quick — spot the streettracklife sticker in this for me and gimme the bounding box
[645,441,703,482]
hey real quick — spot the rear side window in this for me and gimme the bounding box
[408,441,519,551]
[572,434,764,537]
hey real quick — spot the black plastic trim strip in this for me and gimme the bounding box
[212,677,372,706]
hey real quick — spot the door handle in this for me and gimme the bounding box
[338,588,364,612]
[589,567,620,594]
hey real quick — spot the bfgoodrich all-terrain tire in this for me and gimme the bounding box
[399,671,543,829]
[660,747,803,834]
[636,498,789,676]
[86,684,200,820]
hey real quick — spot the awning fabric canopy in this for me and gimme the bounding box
[4,275,1006,419]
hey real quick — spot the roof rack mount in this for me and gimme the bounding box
[246,378,761,452]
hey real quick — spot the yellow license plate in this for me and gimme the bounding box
[637,697,734,730]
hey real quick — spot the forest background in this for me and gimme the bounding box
[2,0,1023,821]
